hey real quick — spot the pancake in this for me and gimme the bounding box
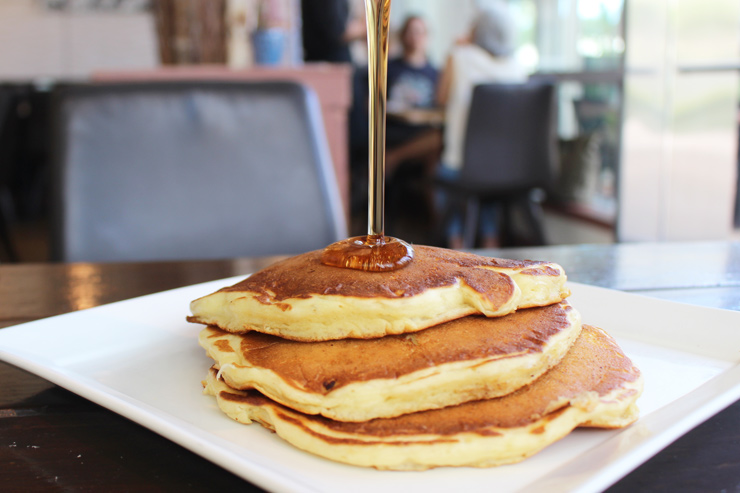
[200,302,582,422]
[188,246,570,341]
[203,325,642,470]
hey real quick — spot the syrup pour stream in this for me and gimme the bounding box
[321,0,414,272]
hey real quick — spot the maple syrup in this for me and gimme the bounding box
[321,0,415,272]
[321,234,413,272]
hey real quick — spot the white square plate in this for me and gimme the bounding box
[1,279,739,493]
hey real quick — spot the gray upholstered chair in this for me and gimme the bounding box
[435,82,557,248]
[51,81,346,262]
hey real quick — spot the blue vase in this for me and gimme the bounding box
[253,28,286,66]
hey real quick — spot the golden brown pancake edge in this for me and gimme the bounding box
[200,302,582,421]
[203,325,643,470]
[188,246,571,341]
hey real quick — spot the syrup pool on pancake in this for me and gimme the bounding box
[321,0,412,273]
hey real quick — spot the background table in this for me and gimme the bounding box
[1,242,739,492]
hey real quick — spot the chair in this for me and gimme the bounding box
[436,82,557,248]
[0,85,19,262]
[50,81,347,262]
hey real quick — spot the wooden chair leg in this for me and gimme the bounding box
[522,197,547,246]
[497,200,511,246]
[463,197,479,249]
[0,201,18,262]
[433,192,457,247]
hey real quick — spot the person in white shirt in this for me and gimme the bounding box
[436,1,526,248]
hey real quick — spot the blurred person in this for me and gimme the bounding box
[301,0,366,63]
[387,15,439,111]
[436,1,526,248]
[383,15,443,240]
[385,15,442,176]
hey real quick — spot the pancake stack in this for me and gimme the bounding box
[188,245,642,470]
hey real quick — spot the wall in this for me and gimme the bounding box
[619,0,740,241]
[390,0,476,66]
[0,0,158,80]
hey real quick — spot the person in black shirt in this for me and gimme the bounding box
[383,16,442,240]
[387,16,439,110]
[301,0,365,63]
[385,16,442,176]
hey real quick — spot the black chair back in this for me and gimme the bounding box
[51,81,346,262]
[460,82,557,195]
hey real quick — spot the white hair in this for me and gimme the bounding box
[472,1,516,58]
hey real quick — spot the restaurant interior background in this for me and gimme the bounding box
[0,0,738,262]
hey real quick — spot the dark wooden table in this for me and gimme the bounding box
[2,242,739,492]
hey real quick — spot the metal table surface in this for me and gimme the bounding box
[1,242,738,492]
